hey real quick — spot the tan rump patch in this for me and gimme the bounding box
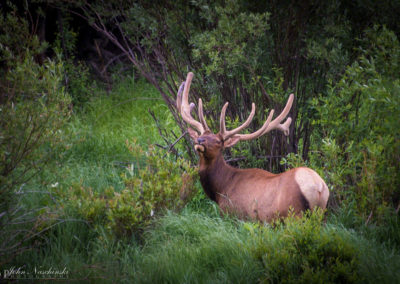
[294,168,328,209]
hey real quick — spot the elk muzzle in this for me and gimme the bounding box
[194,137,206,153]
[194,144,205,153]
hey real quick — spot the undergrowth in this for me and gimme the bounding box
[16,208,399,283]
[125,209,399,284]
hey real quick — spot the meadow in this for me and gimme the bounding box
[6,77,399,283]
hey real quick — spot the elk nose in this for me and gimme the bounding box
[197,137,205,144]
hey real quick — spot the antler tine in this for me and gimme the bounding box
[222,94,294,148]
[276,117,292,136]
[262,93,294,136]
[179,72,205,134]
[219,102,229,136]
[230,110,275,142]
[219,102,256,140]
[198,98,210,132]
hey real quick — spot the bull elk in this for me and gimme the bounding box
[177,72,329,221]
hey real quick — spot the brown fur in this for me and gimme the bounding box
[191,131,329,222]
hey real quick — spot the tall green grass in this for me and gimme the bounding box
[11,77,400,283]
[126,210,263,283]
[125,209,399,284]
[20,207,397,283]
[54,76,178,192]
[66,78,172,160]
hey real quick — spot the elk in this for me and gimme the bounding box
[177,72,329,221]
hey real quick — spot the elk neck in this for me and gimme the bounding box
[198,150,237,202]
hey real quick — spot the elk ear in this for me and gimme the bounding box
[223,136,240,148]
[187,127,199,141]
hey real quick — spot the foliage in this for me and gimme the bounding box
[116,209,398,283]
[191,0,270,78]
[0,6,71,259]
[62,57,94,106]
[0,4,47,67]
[305,26,400,218]
[0,55,71,186]
[53,13,95,107]
[56,142,197,238]
[252,210,361,283]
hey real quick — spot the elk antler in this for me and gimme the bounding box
[263,94,293,136]
[177,72,294,146]
[219,102,256,139]
[176,72,209,134]
[220,94,294,148]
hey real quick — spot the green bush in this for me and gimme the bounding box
[251,210,361,283]
[305,26,400,217]
[0,6,72,259]
[0,54,71,258]
[56,142,197,238]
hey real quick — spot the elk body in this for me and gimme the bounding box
[177,72,329,221]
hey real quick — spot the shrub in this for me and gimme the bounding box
[282,26,399,223]
[0,54,71,258]
[247,210,362,283]
[306,26,400,217]
[56,142,197,238]
[0,5,72,259]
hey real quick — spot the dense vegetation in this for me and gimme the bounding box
[1,1,399,282]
